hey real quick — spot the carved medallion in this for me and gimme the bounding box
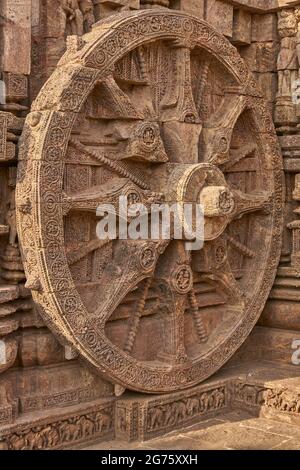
[16,10,284,393]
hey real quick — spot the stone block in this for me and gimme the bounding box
[170,0,205,19]
[2,72,28,102]
[95,0,140,20]
[252,13,278,42]
[18,330,65,367]
[241,42,279,73]
[257,72,277,102]
[116,380,228,442]
[232,9,252,45]
[205,0,233,37]
[0,0,31,75]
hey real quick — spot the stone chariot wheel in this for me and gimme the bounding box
[16,9,284,394]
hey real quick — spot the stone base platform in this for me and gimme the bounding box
[1,359,300,449]
[84,410,300,450]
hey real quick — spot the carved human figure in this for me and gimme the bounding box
[265,389,281,408]
[46,427,60,448]
[117,408,127,432]
[61,0,84,36]
[280,393,296,412]
[6,189,17,247]
[277,10,298,98]
[79,0,96,33]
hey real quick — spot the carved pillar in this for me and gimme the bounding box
[288,220,300,269]
[275,8,298,133]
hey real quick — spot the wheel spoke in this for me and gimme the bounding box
[155,241,192,364]
[194,238,244,307]
[201,94,246,165]
[92,240,169,327]
[188,289,208,344]
[231,189,271,220]
[66,239,111,266]
[223,143,257,172]
[69,139,150,190]
[160,41,202,163]
[225,235,255,259]
[160,40,199,124]
[124,277,152,355]
[62,177,162,215]
[93,75,142,120]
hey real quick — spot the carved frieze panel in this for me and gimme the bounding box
[116,382,228,441]
[0,399,115,450]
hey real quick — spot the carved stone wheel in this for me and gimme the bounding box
[16,10,284,394]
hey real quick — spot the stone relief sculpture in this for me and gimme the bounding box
[15,9,283,396]
[79,0,96,32]
[61,0,84,36]
[1,0,300,451]
[275,8,298,132]
[277,10,298,98]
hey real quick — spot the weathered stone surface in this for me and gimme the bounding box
[232,9,252,45]
[0,0,31,74]
[252,13,278,42]
[206,0,233,37]
[257,72,277,102]
[260,299,300,330]
[170,0,205,19]
[241,42,279,73]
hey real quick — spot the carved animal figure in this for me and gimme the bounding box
[59,421,80,442]
[162,403,174,427]
[148,406,164,430]
[78,416,94,437]
[199,393,209,412]
[213,389,225,409]
[186,397,199,416]
[9,433,26,451]
[95,412,111,432]
[172,401,187,422]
